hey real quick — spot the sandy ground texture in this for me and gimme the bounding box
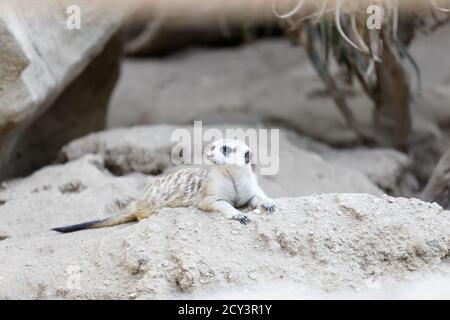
[0,186,449,299]
[0,124,447,299]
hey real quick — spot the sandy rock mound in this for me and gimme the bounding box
[0,155,152,237]
[0,193,448,299]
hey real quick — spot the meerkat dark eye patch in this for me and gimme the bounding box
[245,151,251,164]
[222,145,233,156]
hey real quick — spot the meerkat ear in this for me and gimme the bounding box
[245,151,252,164]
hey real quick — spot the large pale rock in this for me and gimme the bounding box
[287,134,418,196]
[0,0,130,179]
[59,125,177,176]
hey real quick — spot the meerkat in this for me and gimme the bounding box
[53,139,275,233]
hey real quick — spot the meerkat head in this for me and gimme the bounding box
[205,139,252,167]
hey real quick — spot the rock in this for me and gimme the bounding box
[0,0,130,180]
[408,87,450,184]
[0,188,448,299]
[259,130,382,197]
[420,149,450,209]
[59,124,382,197]
[324,149,418,196]
[286,134,418,196]
[59,125,177,176]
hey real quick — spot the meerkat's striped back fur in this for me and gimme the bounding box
[53,139,275,233]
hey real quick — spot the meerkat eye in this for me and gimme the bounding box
[245,151,251,164]
[222,145,232,156]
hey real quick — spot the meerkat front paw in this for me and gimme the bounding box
[260,200,276,213]
[233,213,251,225]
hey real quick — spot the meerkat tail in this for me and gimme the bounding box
[52,212,137,233]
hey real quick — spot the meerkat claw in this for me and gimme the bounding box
[235,214,251,225]
[261,201,276,213]
[240,216,251,225]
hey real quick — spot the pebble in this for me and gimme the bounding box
[248,272,257,280]
[160,261,169,268]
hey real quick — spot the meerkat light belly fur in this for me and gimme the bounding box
[53,139,275,233]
